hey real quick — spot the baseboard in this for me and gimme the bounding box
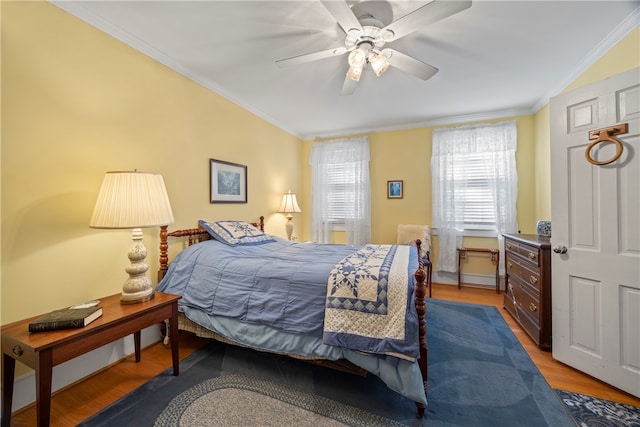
[433,271,505,291]
[8,325,161,413]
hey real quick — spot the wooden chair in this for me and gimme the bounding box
[397,224,433,297]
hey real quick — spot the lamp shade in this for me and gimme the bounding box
[369,53,390,77]
[90,171,174,229]
[278,190,301,214]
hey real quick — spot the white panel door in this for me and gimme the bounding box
[550,67,640,397]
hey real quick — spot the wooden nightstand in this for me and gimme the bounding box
[1,292,181,427]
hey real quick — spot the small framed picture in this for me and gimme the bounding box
[387,180,403,199]
[210,158,247,203]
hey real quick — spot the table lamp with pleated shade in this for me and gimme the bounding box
[90,171,174,304]
[278,190,301,241]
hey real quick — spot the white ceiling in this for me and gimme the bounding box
[52,1,639,140]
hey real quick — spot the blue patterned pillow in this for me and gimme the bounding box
[199,220,275,246]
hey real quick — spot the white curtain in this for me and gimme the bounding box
[309,137,371,245]
[431,121,518,274]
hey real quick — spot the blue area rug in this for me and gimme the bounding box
[79,299,576,426]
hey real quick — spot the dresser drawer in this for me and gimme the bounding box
[506,254,542,294]
[510,277,541,324]
[505,241,541,267]
[514,303,542,347]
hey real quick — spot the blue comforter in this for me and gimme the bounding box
[157,238,419,356]
[156,237,426,404]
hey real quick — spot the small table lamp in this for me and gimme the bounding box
[278,190,301,241]
[90,171,174,304]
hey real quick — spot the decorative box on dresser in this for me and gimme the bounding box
[503,233,552,351]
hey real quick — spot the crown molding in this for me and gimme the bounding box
[531,6,640,114]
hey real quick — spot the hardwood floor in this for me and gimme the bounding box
[8,283,640,426]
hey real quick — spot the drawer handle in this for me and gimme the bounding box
[530,276,538,285]
[507,282,513,293]
[507,262,513,269]
[529,302,537,312]
[528,252,536,259]
[506,244,512,250]
[12,345,23,357]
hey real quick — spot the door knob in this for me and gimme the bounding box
[553,245,568,254]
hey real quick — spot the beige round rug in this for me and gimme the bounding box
[154,374,406,426]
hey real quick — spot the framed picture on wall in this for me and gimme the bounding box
[210,158,247,203]
[387,180,403,199]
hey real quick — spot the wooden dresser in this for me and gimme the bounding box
[503,233,552,351]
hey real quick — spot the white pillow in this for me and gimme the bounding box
[397,224,431,259]
[199,220,275,246]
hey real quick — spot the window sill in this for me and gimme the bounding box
[431,228,498,238]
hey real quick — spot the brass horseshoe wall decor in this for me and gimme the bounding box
[585,123,628,166]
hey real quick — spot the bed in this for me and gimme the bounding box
[156,217,429,417]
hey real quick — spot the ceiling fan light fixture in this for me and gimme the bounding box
[346,64,363,81]
[369,53,390,77]
[348,47,367,68]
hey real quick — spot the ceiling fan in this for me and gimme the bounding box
[275,0,471,95]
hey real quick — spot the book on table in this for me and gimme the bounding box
[28,306,103,332]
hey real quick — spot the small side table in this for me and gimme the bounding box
[1,292,181,427]
[457,247,500,293]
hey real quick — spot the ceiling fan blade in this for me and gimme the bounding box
[276,47,347,67]
[382,0,471,41]
[341,75,359,96]
[383,49,438,80]
[320,0,363,34]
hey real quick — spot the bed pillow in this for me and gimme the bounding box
[199,220,275,246]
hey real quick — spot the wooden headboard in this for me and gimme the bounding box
[158,216,265,281]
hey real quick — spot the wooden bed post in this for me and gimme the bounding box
[414,239,428,418]
[158,225,169,282]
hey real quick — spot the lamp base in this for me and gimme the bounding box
[285,215,294,241]
[121,290,154,305]
[120,228,154,304]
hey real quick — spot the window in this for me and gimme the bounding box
[324,162,360,223]
[309,137,370,245]
[431,121,518,273]
[446,152,512,231]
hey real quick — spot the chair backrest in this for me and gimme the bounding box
[397,224,431,259]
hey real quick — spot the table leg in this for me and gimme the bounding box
[170,303,180,376]
[495,252,501,293]
[35,350,53,427]
[134,331,141,362]
[457,249,464,289]
[2,354,16,427]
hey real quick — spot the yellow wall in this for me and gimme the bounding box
[1,1,301,326]
[534,104,552,221]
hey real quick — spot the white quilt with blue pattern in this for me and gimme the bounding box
[324,245,418,361]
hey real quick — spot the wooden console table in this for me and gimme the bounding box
[1,292,180,427]
[457,247,500,293]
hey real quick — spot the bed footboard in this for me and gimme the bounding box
[414,239,428,418]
